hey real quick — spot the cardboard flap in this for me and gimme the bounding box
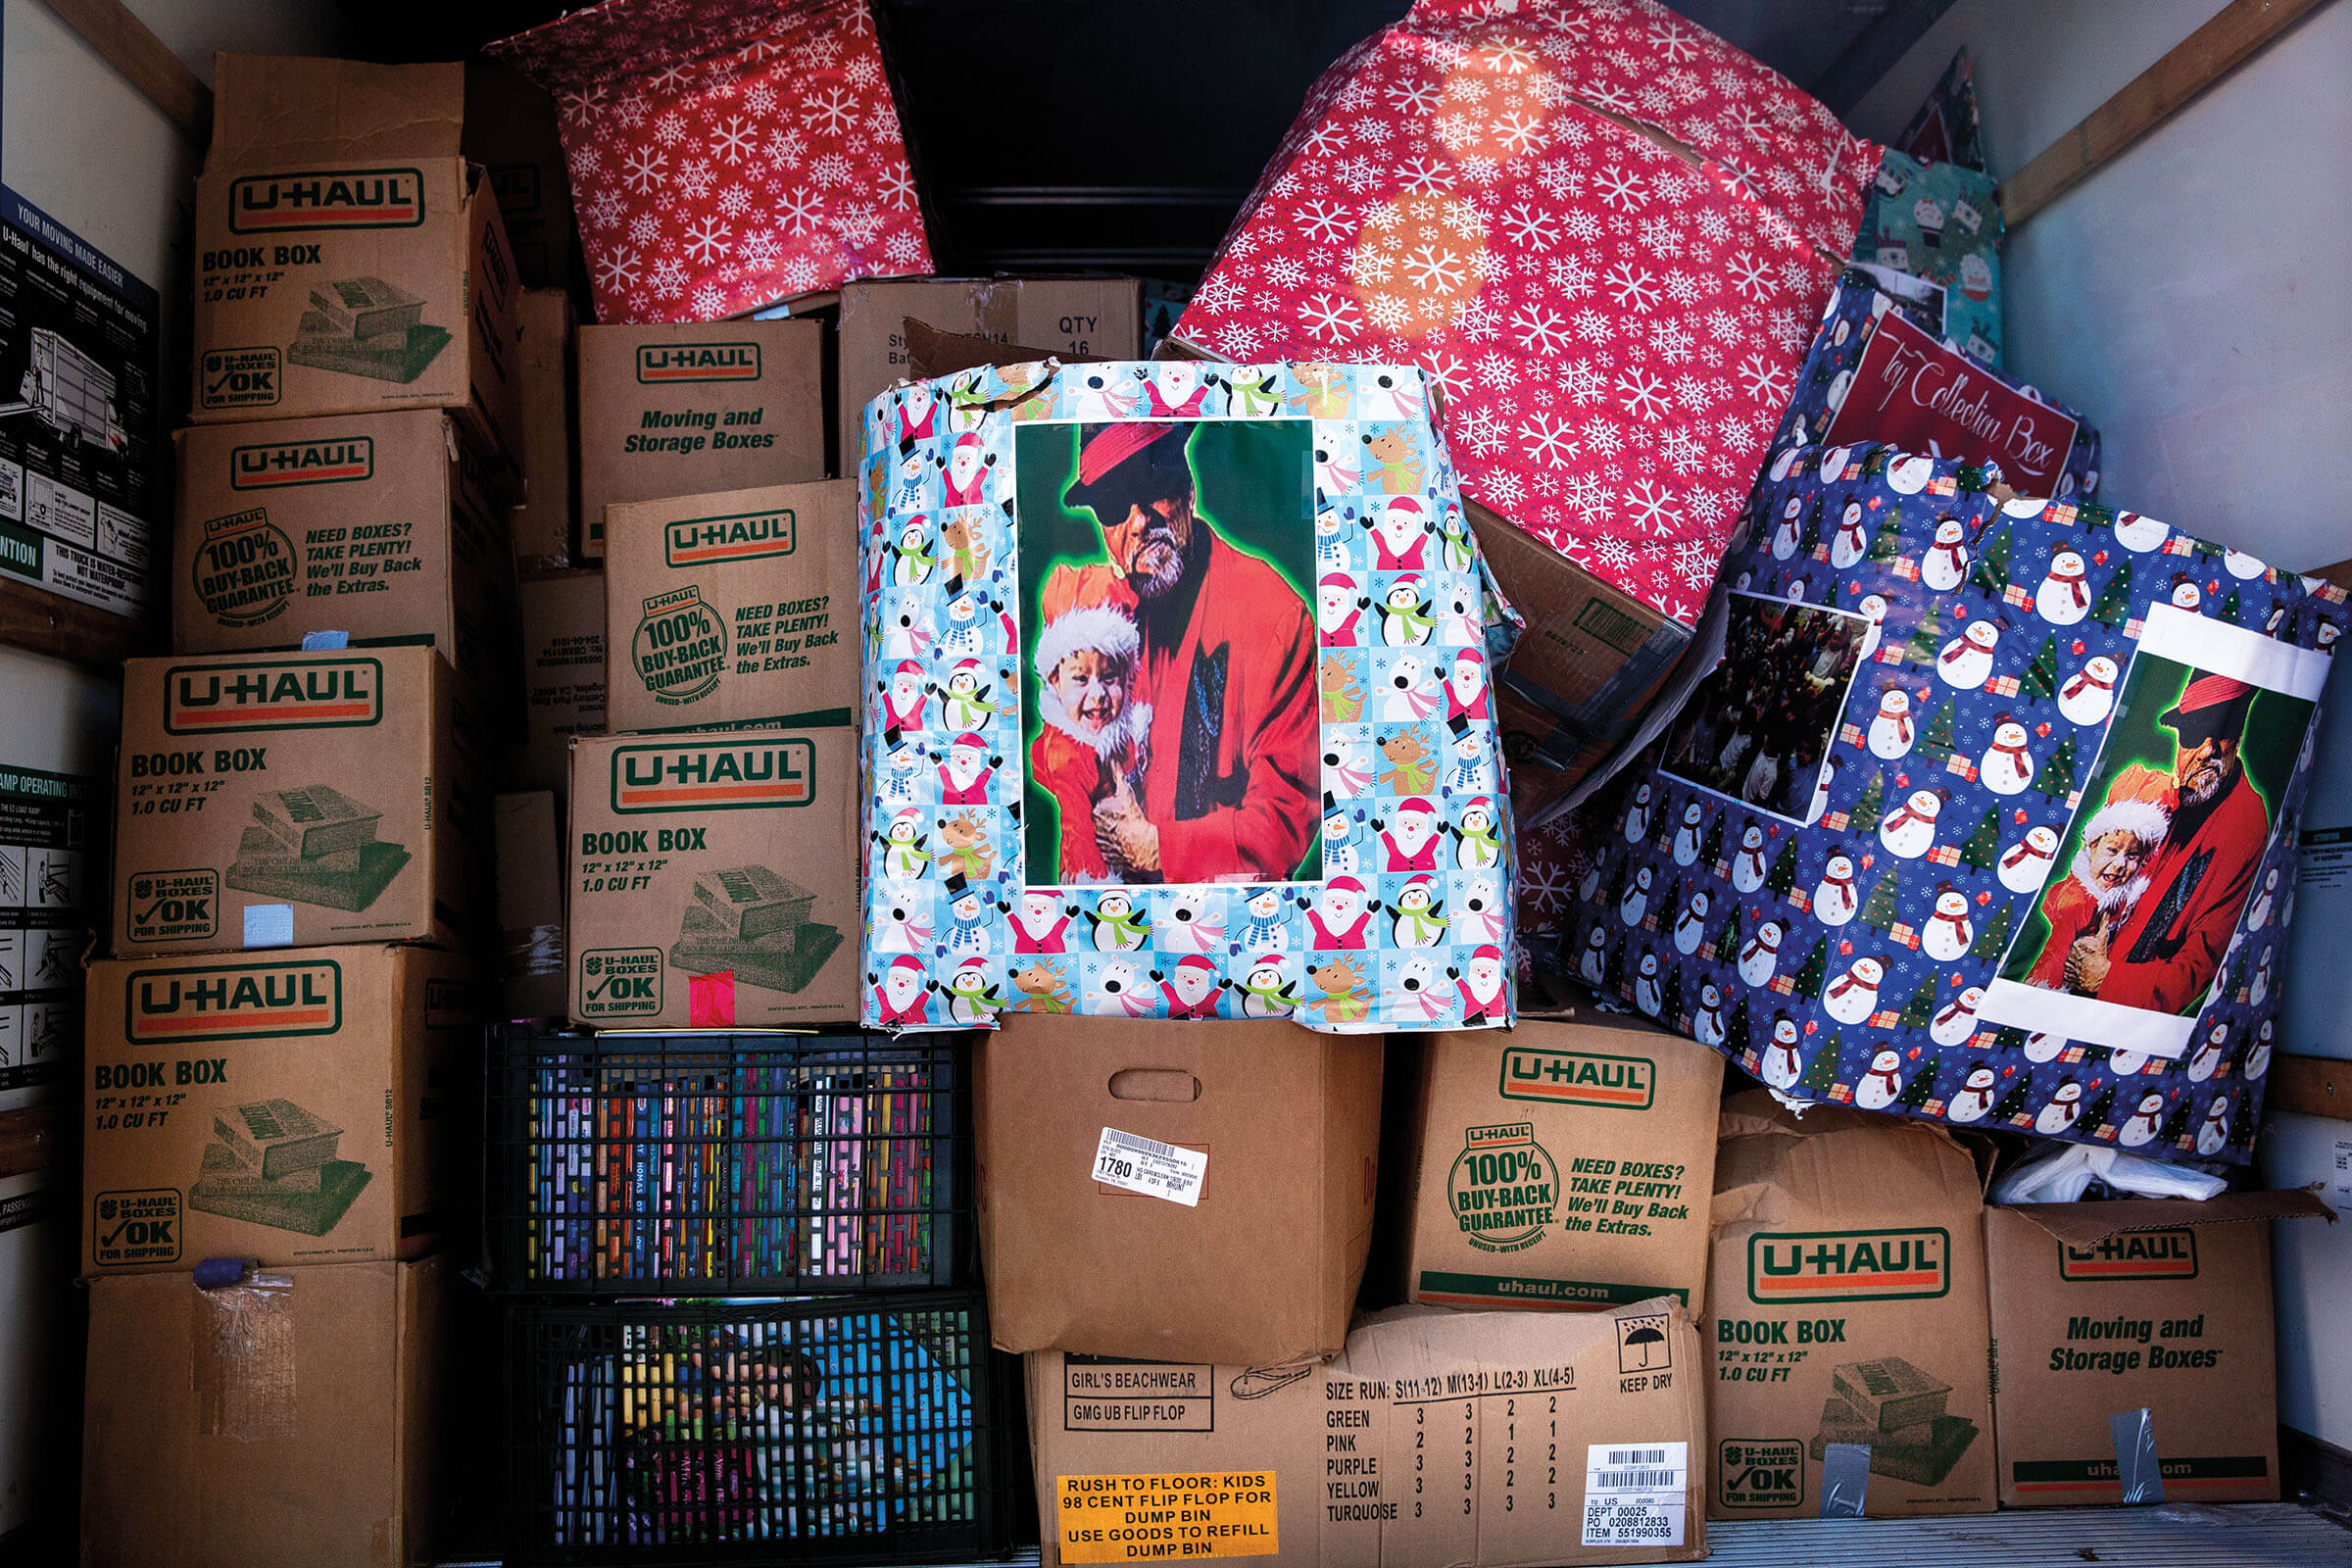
[906,318,1097,381]
[1999,1190,2332,1247]
[210,56,465,171]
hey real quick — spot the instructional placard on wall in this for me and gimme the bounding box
[0,760,96,1102]
[0,188,160,616]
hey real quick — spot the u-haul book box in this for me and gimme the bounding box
[113,647,474,956]
[82,944,475,1275]
[190,55,521,473]
[567,727,858,1027]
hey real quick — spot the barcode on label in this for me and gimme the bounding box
[1606,1448,1670,1466]
[1106,1129,1180,1159]
[1594,1468,1680,1490]
[1090,1126,1208,1207]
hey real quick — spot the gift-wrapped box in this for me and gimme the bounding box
[1854,151,2006,367]
[1566,440,2344,1162]
[487,0,931,323]
[858,361,1515,1034]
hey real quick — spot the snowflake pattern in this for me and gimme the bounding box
[1171,0,1874,625]
[488,0,931,323]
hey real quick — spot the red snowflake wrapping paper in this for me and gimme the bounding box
[1174,0,1880,627]
[488,0,931,324]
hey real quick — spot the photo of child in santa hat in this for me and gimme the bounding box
[2020,761,2173,992]
[1027,561,1152,883]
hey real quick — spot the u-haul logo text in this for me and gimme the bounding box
[611,740,813,812]
[164,658,382,733]
[665,508,796,565]
[230,437,374,489]
[125,959,343,1044]
[637,343,760,382]
[2060,1229,2199,1281]
[1748,1228,1949,1304]
[228,168,425,231]
[1499,1048,1654,1110]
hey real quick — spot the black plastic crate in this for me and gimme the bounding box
[504,1291,1019,1565]
[487,1027,967,1294]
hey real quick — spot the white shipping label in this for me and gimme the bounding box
[1582,1441,1688,1548]
[1092,1127,1206,1206]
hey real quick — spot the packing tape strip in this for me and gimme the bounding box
[1818,1443,1871,1518]
[504,922,564,979]
[193,1271,296,1441]
[2110,1407,2165,1505]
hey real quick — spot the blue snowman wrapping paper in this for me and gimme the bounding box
[1569,439,2345,1162]
[858,361,1516,1034]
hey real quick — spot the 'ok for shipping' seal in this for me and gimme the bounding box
[1449,1121,1558,1253]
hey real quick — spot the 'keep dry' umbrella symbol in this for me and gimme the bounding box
[1618,1317,1670,1372]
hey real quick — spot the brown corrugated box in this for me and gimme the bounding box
[976,1011,1380,1365]
[113,646,477,956]
[511,287,578,568]
[602,479,858,734]
[566,725,857,1027]
[517,568,606,805]
[576,319,825,559]
[1985,1192,2328,1507]
[82,1256,449,1568]
[494,791,566,1019]
[172,411,516,699]
[464,60,581,296]
[1402,1017,1724,1317]
[1030,1302,1708,1567]
[190,56,520,476]
[1705,1094,1996,1518]
[835,275,1141,466]
[81,944,475,1275]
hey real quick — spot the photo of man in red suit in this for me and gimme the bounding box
[1058,421,1319,884]
[2072,671,2271,1013]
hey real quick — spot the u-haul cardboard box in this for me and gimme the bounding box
[510,287,578,567]
[576,319,825,559]
[1030,1303,1708,1567]
[566,726,857,1027]
[190,57,520,472]
[1705,1095,1995,1518]
[81,945,475,1275]
[173,411,515,694]
[1402,1017,1724,1317]
[602,480,858,734]
[518,569,606,805]
[112,647,476,956]
[1985,1193,2328,1507]
[83,1257,449,1568]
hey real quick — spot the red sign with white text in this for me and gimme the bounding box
[1825,309,2079,495]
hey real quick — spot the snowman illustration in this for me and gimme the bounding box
[2245,865,2279,929]
[1856,594,1889,661]
[1978,717,2036,796]
[2250,946,2274,1005]
[1624,782,1654,844]
[1813,853,1860,925]
[2169,575,2202,612]
[1578,926,1609,987]
[1931,985,1985,1047]
[1757,1012,1804,1090]
[2034,1078,2085,1136]
[2116,1091,2167,1148]
[1633,952,1664,1016]
[1671,803,1706,865]
[1867,688,1916,759]
[1823,956,1885,1024]
[2024,1031,2069,1063]
[2245,1021,2275,1081]
[1620,864,1654,927]
[1730,822,1770,893]
[1998,826,2060,894]
[1920,885,1976,960]
[2114,511,2170,553]
[1936,618,2000,689]
[2058,657,2120,727]
[1947,1065,1999,1122]
[2187,1025,2231,1083]
[1737,919,1784,988]
[1887,452,1936,496]
[1673,888,1711,956]
[1920,517,1970,591]
[1831,500,1871,568]
[1770,495,1803,561]
[1879,788,1944,858]
[1578,859,1604,906]
[2035,550,2091,624]
[1818,445,1858,485]
[2108,1050,2151,1076]
[1853,1049,1907,1110]
[2196,1094,2233,1156]
[1691,982,1726,1047]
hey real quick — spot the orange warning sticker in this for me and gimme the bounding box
[1056,1472,1279,1561]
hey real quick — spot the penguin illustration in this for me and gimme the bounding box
[1086,891,1151,953]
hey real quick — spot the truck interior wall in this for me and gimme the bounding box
[1855,0,2352,1465]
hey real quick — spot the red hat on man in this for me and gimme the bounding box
[2161,672,2256,745]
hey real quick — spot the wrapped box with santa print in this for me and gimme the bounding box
[485,0,931,324]
[858,360,1517,1034]
[1853,152,2007,367]
[1170,0,1883,805]
[1562,438,2345,1162]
